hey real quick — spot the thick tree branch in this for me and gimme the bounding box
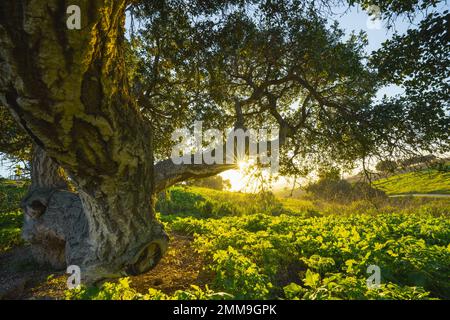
[154,159,236,193]
[153,99,284,193]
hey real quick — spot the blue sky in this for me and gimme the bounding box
[334,4,410,100]
[0,3,446,178]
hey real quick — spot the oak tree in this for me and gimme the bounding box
[0,0,447,283]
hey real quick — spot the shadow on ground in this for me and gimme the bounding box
[0,233,211,300]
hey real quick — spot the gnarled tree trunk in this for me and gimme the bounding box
[0,0,171,284]
[21,145,169,283]
[0,0,235,284]
[22,145,73,269]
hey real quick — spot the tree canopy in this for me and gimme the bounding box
[125,0,449,176]
[1,0,448,176]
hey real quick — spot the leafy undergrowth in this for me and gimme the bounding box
[0,179,27,252]
[156,186,291,217]
[0,210,24,252]
[68,201,450,300]
[1,180,449,300]
[373,169,450,195]
[66,278,232,300]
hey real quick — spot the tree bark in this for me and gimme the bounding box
[0,0,239,284]
[0,0,170,284]
[20,145,170,282]
[22,145,72,269]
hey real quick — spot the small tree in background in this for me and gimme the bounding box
[375,160,398,174]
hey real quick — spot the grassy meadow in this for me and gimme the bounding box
[373,168,450,195]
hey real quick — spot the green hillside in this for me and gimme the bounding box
[373,169,450,195]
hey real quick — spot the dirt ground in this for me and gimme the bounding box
[0,233,211,300]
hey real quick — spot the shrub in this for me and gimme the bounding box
[156,187,205,215]
[400,154,437,167]
[0,180,28,213]
[305,178,386,203]
[376,160,398,174]
[185,176,231,191]
[0,210,24,251]
[157,187,289,217]
[210,247,272,299]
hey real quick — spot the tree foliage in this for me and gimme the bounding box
[0,0,448,179]
[351,1,449,169]
[124,0,449,178]
[0,105,32,163]
[375,160,397,173]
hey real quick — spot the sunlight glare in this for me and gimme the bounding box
[221,159,256,192]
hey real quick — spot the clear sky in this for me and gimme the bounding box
[1,3,447,179]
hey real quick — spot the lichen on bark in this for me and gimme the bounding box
[0,0,235,284]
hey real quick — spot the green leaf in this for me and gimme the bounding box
[304,269,321,288]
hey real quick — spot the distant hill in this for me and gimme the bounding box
[346,158,450,184]
[372,168,450,195]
